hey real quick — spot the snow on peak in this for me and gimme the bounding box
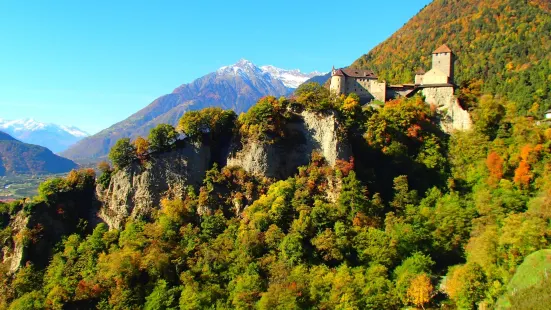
[216,59,326,89]
[260,65,326,88]
[0,118,89,137]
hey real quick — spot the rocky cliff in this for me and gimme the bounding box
[227,110,351,179]
[421,87,473,132]
[97,144,211,229]
[97,110,351,228]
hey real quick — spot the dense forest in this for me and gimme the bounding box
[1,80,550,309]
[352,0,551,115]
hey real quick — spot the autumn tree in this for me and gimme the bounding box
[486,151,504,186]
[514,160,532,189]
[407,273,433,309]
[134,136,150,161]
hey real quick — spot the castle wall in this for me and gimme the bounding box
[432,52,453,80]
[415,74,424,85]
[369,80,386,102]
[422,68,449,85]
[330,76,344,95]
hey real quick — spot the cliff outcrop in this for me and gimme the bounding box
[421,87,472,132]
[227,110,351,179]
[97,144,210,229]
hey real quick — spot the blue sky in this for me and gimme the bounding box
[0,0,431,134]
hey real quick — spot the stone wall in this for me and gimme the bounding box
[422,86,472,132]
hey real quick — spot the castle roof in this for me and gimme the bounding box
[333,69,344,76]
[433,44,452,54]
[341,68,378,79]
[415,68,426,75]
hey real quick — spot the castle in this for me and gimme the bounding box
[330,44,455,102]
[330,44,472,131]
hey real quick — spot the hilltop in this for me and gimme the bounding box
[351,0,551,114]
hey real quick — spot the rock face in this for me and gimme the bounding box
[97,144,211,229]
[421,87,472,132]
[1,212,28,273]
[227,110,351,179]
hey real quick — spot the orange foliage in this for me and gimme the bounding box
[486,151,504,185]
[335,157,355,176]
[514,160,532,188]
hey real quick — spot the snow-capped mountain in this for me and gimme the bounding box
[260,65,325,88]
[216,59,325,89]
[0,119,89,153]
[63,59,324,160]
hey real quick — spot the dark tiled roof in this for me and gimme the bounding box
[333,69,344,76]
[341,68,378,79]
[433,44,452,54]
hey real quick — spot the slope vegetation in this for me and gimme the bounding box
[0,131,77,175]
[352,0,551,114]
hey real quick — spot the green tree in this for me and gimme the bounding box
[108,138,136,169]
[148,124,178,153]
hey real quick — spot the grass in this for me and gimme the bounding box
[496,249,551,309]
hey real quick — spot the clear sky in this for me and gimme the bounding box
[0,0,431,134]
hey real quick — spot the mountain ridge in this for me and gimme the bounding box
[0,131,78,175]
[62,60,324,161]
[0,118,89,153]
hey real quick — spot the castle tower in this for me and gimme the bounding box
[330,67,345,95]
[431,44,454,83]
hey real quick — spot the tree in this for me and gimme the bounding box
[514,160,532,189]
[178,107,236,142]
[407,273,433,309]
[294,82,331,111]
[148,124,178,153]
[486,151,504,185]
[134,136,150,161]
[444,263,487,309]
[108,138,136,169]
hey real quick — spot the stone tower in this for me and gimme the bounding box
[431,44,454,83]
[330,66,345,95]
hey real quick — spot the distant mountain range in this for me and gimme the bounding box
[0,119,89,153]
[0,131,77,175]
[62,60,326,161]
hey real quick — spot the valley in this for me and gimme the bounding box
[0,173,66,200]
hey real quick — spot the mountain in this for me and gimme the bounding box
[0,131,78,175]
[62,59,322,161]
[300,72,331,88]
[0,119,89,153]
[350,0,551,114]
[259,65,324,88]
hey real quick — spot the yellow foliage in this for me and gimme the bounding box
[407,273,433,309]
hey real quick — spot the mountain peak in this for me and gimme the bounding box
[216,59,326,88]
[0,119,89,153]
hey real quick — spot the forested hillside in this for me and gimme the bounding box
[0,131,77,175]
[352,0,551,115]
[1,83,551,308]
